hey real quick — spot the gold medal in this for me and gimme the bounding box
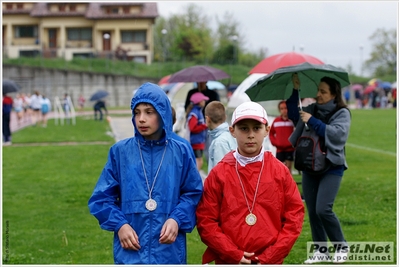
[145,198,157,211]
[235,155,264,227]
[245,213,257,226]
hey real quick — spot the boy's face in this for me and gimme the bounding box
[134,103,162,140]
[229,119,270,157]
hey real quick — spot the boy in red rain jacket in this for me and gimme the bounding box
[196,101,304,264]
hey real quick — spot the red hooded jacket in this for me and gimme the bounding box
[196,151,304,264]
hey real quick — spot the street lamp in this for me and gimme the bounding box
[103,33,111,69]
[359,44,364,76]
[299,44,304,53]
[161,29,167,62]
[231,35,238,64]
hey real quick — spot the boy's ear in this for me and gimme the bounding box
[264,125,271,137]
[229,126,236,137]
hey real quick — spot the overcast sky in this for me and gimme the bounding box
[156,1,397,77]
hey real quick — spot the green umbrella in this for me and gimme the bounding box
[246,62,350,102]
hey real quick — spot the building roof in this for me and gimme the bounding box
[25,2,158,19]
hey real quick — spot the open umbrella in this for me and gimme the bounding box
[3,79,21,94]
[351,84,363,91]
[168,65,230,83]
[158,74,171,85]
[246,62,350,102]
[364,85,376,95]
[90,90,109,101]
[249,51,324,74]
[368,78,381,86]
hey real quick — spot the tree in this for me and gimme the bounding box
[364,28,397,77]
[153,3,213,62]
[212,11,242,64]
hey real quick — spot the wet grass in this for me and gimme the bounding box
[2,108,396,264]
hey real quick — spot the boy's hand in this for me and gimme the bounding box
[239,252,257,264]
[159,218,178,244]
[118,224,141,250]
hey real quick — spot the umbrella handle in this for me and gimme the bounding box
[298,89,310,131]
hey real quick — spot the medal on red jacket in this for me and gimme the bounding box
[245,213,257,226]
[235,155,264,226]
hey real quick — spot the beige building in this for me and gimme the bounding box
[2,2,159,63]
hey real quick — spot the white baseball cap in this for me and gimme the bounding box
[231,101,268,126]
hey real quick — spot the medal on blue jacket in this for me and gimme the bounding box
[145,199,157,211]
[138,141,167,212]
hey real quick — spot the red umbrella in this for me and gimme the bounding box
[364,85,376,94]
[158,75,171,85]
[168,65,230,83]
[249,51,324,74]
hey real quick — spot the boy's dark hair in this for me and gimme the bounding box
[204,101,226,124]
[171,106,176,125]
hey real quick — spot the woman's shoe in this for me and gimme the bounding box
[304,251,331,264]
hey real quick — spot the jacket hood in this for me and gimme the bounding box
[130,82,173,140]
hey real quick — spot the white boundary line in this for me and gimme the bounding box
[346,143,396,157]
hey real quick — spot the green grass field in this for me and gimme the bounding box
[2,108,397,264]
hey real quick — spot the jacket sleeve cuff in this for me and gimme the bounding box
[115,220,129,233]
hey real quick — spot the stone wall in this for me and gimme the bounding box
[3,64,158,108]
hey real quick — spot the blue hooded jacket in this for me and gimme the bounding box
[88,82,203,264]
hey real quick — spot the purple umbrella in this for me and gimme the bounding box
[168,65,230,83]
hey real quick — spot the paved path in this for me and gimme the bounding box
[9,110,134,143]
[109,116,134,142]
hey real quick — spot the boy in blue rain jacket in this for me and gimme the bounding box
[88,82,203,264]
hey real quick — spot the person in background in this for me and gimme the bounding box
[204,101,237,174]
[30,91,42,126]
[269,100,295,173]
[344,88,350,104]
[3,92,13,145]
[186,92,209,172]
[93,99,108,121]
[62,93,71,124]
[184,81,220,165]
[184,81,220,116]
[88,82,203,264]
[41,95,52,127]
[13,93,24,127]
[196,101,304,264]
[287,74,351,264]
[78,94,86,112]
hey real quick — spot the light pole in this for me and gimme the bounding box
[231,35,238,64]
[103,33,111,70]
[359,44,364,77]
[161,29,167,62]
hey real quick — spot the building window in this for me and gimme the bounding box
[6,4,13,9]
[67,28,92,41]
[121,30,146,43]
[16,3,23,9]
[14,26,38,38]
[123,6,130,14]
[59,4,66,11]
[70,4,76,11]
